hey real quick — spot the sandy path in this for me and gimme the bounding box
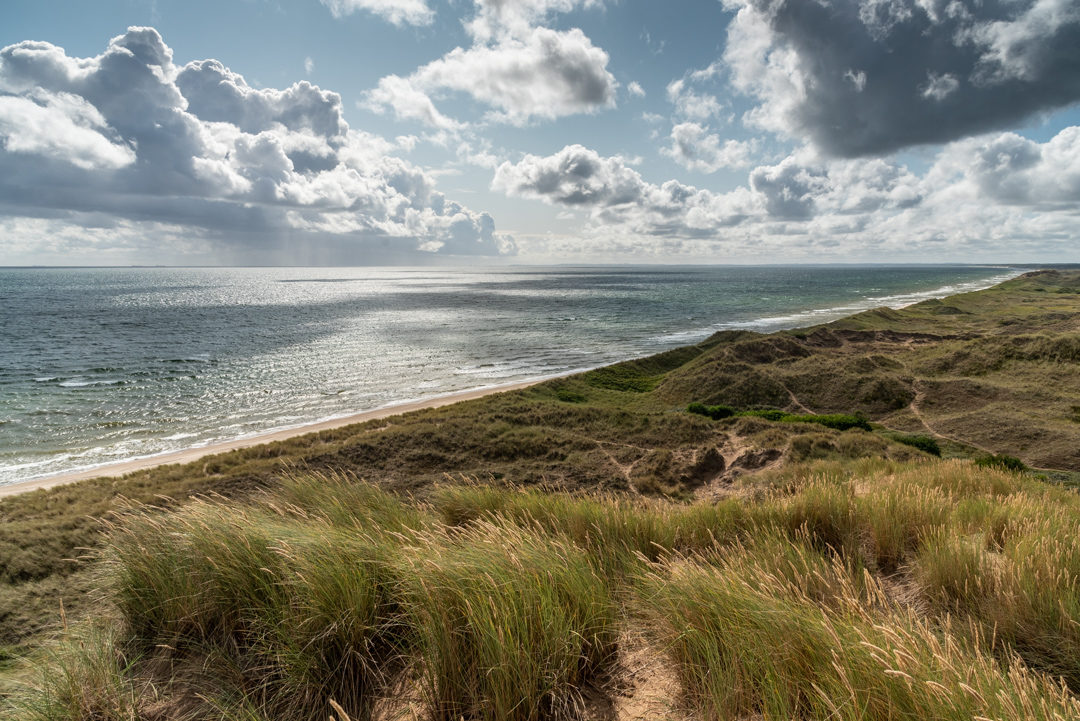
[0,378,546,499]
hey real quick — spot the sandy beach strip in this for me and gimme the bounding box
[0,378,545,499]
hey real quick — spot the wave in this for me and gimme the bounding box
[161,355,214,364]
[59,378,126,388]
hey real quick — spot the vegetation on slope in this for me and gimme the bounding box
[3,269,1080,718]
[7,462,1080,720]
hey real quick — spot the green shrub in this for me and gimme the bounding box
[737,410,871,431]
[893,434,942,457]
[787,413,872,432]
[555,389,587,403]
[975,454,1027,473]
[739,409,788,421]
[686,402,735,420]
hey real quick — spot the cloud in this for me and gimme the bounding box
[318,0,434,26]
[0,27,514,260]
[723,0,1080,157]
[663,122,755,172]
[304,56,314,76]
[492,143,926,233]
[0,90,135,169]
[666,78,724,121]
[367,26,616,127]
[931,126,1080,207]
[465,0,604,43]
[664,62,727,123]
[490,133,1080,261]
[365,74,465,130]
[177,59,348,140]
[493,144,759,236]
[627,81,645,98]
[364,0,615,127]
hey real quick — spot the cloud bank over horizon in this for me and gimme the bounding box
[0,27,513,263]
[0,0,1077,265]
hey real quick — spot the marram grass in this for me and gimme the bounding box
[7,460,1080,720]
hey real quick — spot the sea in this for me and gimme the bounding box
[0,265,1022,486]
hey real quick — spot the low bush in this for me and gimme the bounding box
[787,413,872,432]
[975,454,1027,472]
[686,402,735,420]
[686,403,872,431]
[739,408,788,421]
[555,389,587,403]
[893,434,942,456]
[693,406,872,431]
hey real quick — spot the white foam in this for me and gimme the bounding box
[59,378,123,388]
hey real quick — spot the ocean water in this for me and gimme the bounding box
[0,265,1020,485]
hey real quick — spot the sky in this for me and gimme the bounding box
[0,0,1078,265]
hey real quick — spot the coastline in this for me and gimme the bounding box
[0,378,545,499]
[0,267,1024,499]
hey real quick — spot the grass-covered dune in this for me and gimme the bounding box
[4,269,1080,719]
[9,464,1080,720]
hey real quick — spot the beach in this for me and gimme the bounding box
[0,378,543,498]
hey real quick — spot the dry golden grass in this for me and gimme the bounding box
[7,459,1080,720]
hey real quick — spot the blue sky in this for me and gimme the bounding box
[1,0,1078,264]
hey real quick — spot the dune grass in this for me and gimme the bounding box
[10,458,1080,720]
[398,522,617,721]
[639,546,1080,721]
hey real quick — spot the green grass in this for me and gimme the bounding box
[690,404,874,431]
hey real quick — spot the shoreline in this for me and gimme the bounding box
[0,268,1025,500]
[0,378,546,499]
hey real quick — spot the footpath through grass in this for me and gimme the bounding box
[7,459,1080,720]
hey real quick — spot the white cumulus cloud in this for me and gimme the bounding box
[663,122,755,173]
[0,27,515,260]
[364,0,615,127]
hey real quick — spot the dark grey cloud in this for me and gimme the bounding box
[724,0,1080,156]
[0,27,514,259]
